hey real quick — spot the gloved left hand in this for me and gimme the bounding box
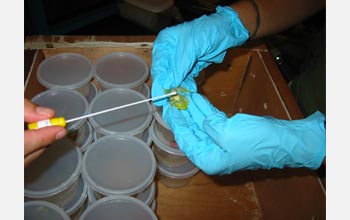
[162,93,326,175]
[151,6,249,106]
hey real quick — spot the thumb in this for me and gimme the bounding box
[202,111,229,143]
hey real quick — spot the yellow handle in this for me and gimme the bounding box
[27,117,66,130]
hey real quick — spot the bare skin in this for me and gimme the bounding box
[231,0,325,39]
[24,98,67,167]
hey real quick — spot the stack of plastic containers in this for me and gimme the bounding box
[37,53,97,103]
[24,138,86,219]
[80,195,158,220]
[150,105,200,188]
[31,89,91,151]
[82,135,157,210]
[25,201,71,220]
[26,51,163,218]
[94,52,150,98]
[88,88,153,144]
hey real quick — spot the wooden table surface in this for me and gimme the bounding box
[24,35,326,220]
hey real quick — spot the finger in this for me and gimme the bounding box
[24,126,67,156]
[189,60,210,77]
[163,104,229,174]
[180,76,198,93]
[186,93,221,128]
[24,148,45,168]
[24,98,55,122]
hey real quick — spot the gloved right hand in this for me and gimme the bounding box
[163,93,326,175]
[151,6,249,106]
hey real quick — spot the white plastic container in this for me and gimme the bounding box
[24,138,82,208]
[94,52,149,93]
[149,119,189,168]
[87,181,156,210]
[88,88,153,139]
[37,53,94,101]
[156,158,200,188]
[136,181,156,207]
[80,195,158,220]
[93,124,152,147]
[25,201,71,220]
[141,82,151,98]
[75,121,93,152]
[150,198,157,211]
[86,82,99,103]
[31,89,89,133]
[65,177,88,220]
[82,135,156,199]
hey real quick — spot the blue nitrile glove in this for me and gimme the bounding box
[151,6,249,106]
[163,93,326,175]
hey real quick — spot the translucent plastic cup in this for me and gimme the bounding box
[156,159,200,188]
[37,53,94,100]
[93,124,152,147]
[25,138,83,208]
[65,177,88,220]
[150,119,189,167]
[75,121,93,152]
[136,181,156,207]
[94,52,149,93]
[82,135,156,198]
[86,82,99,103]
[150,198,157,211]
[141,83,151,98]
[25,201,71,220]
[88,88,153,138]
[31,89,89,133]
[152,105,170,129]
[151,105,179,148]
[87,180,156,210]
[80,195,158,220]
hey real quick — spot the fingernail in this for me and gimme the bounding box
[55,130,67,140]
[36,106,54,117]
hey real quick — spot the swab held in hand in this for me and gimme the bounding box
[27,91,177,130]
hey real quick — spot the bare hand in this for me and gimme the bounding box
[24,98,67,167]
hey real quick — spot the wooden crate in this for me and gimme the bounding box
[24,36,325,220]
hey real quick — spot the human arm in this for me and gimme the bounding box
[231,0,325,39]
[151,0,326,105]
[24,98,67,167]
[163,93,326,175]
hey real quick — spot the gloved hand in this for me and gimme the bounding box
[163,93,326,175]
[151,6,249,106]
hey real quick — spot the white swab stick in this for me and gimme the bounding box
[65,91,177,123]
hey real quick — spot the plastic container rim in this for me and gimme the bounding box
[65,176,88,215]
[24,200,71,220]
[149,119,185,156]
[94,52,149,90]
[80,195,158,220]
[88,88,153,136]
[157,159,200,179]
[24,141,83,198]
[31,88,89,131]
[37,52,94,90]
[136,181,156,206]
[80,121,93,152]
[151,104,170,129]
[82,134,157,196]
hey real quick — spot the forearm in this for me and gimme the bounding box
[231,0,325,39]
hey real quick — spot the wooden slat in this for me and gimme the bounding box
[24,35,156,50]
